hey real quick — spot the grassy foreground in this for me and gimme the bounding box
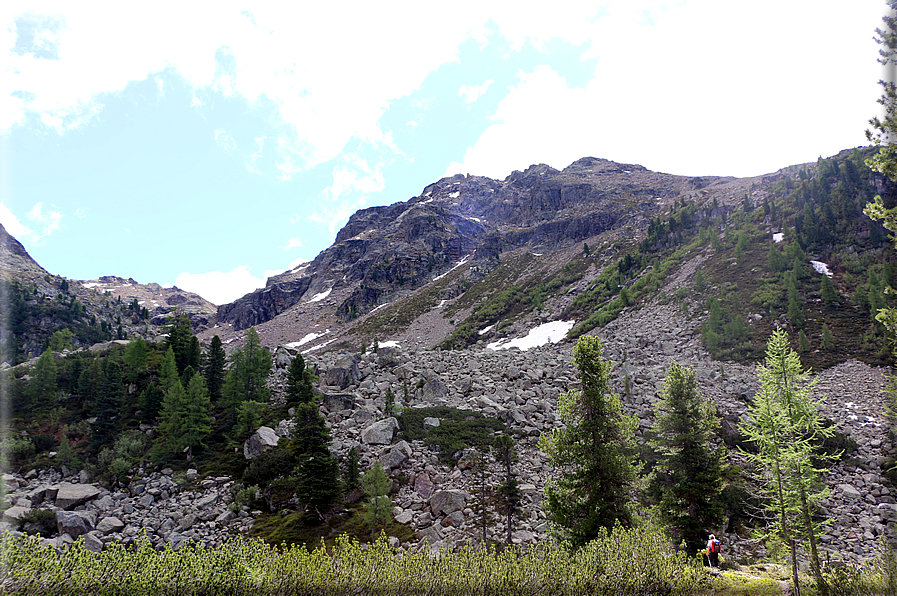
[2,524,897,595]
[0,525,714,595]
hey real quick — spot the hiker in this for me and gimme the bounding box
[705,534,721,568]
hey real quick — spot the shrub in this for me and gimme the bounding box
[398,406,507,463]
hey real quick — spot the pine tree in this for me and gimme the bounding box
[361,461,391,540]
[468,446,495,545]
[341,446,361,493]
[538,336,638,547]
[92,361,123,452]
[494,434,521,545]
[285,352,314,404]
[291,401,339,511]
[203,335,226,402]
[163,312,194,375]
[740,329,838,595]
[648,363,726,553]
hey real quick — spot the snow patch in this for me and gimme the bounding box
[623,170,631,174]
[810,261,833,277]
[302,338,337,354]
[285,330,330,349]
[377,340,400,349]
[773,233,784,243]
[478,324,495,335]
[449,191,460,198]
[433,254,473,282]
[486,320,575,352]
[307,288,332,303]
[437,299,447,308]
[83,282,101,288]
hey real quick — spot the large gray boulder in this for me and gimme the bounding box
[429,490,467,516]
[56,511,96,538]
[421,378,448,403]
[323,354,360,389]
[379,441,412,469]
[55,483,101,510]
[361,417,399,445]
[96,516,125,535]
[323,393,356,412]
[243,427,280,460]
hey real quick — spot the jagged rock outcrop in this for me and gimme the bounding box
[214,158,736,331]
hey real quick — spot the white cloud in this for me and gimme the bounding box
[447,0,883,179]
[213,128,235,152]
[174,265,265,305]
[283,237,302,250]
[0,201,62,245]
[309,198,367,239]
[459,79,494,104]
[0,203,34,239]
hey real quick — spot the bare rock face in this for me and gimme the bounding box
[243,427,280,459]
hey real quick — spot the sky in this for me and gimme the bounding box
[0,1,888,305]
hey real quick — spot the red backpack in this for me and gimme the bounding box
[709,540,720,554]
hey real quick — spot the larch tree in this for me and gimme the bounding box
[361,461,391,540]
[740,329,837,596]
[538,335,639,547]
[30,348,58,413]
[648,362,726,554]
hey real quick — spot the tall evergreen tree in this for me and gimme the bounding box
[538,336,638,547]
[163,311,193,375]
[202,335,226,401]
[740,329,837,595]
[291,401,339,511]
[648,363,726,554]
[92,361,123,452]
[285,352,314,404]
